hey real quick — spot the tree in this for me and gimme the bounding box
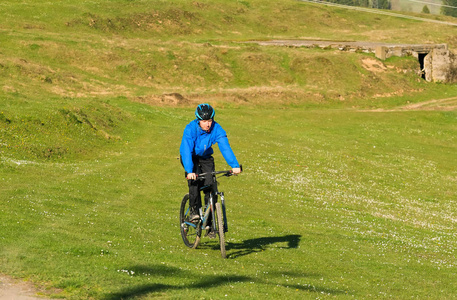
[441,0,457,17]
[422,5,430,13]
[378,0,391,9]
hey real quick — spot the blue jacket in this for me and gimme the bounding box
[180,119,239,174]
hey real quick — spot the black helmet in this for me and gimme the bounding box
[195,103,215,120]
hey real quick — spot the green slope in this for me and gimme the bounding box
[1,1,457,299]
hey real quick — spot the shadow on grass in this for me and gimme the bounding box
[103,263,347,299]
[103,264,248,299]
[104,274,248,299]
[197,234,302,259]
[226,234,302,259]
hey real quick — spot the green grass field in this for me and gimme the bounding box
[1,0,457,299]
[2,101,457,299]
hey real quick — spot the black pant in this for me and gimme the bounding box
[181,156,216,210]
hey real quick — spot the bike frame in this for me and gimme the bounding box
[183,174,227,233]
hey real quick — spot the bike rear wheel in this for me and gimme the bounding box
[180,194,201,249]
[215,202,226,258]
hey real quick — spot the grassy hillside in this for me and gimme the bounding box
[1,0,457,299]
[2,0,457,107]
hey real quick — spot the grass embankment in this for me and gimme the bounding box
[2,0,457,104]
[1,0,457,299]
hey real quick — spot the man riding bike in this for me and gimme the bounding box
[179,104,241,236]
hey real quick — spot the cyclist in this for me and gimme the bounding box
[180,103,241,235]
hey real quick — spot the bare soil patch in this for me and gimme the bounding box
[0,275,63,300]
[361,57,387,73]
[0,275,44,300]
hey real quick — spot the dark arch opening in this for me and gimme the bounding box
[418,52,428,80]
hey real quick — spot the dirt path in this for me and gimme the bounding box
[397,97,457,111]
[0,275,47,300]
[358,97,457,112]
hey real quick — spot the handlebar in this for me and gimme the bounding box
[196,164,243,180]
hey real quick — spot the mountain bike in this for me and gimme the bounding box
[179,166,241,258]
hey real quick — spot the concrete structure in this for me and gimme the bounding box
[374,44,447,60]
[424,48,457,83]
[375,44,457,83]
[374,43,457,83]
[248,40,457,83]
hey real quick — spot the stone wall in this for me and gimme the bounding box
[424,49,457,83]
[374,44,448,61]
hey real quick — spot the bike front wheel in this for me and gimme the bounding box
[180,194,201,249]
[215,202,226,258]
